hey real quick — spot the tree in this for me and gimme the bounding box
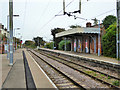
[102,15,116,29]
[93,18,98,25]
[24,40,36,48]
[102,23,116,58]
[51,28,65,49]
[58,40,71,51]
[44,42,54,49]
[33,36,45,46]
[69,25,81,28]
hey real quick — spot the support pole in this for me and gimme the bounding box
[16,39,17,49]
[98,20,100,56]
[79,0,81,13]
[7,16,9,59]
[94,36,96,54]
[117,0,120,60]
[71,39,72,51]
[63,0,65,14]
[14,29,15,52]
[64,37,66,51]
[9,0,13,65]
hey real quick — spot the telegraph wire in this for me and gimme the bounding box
[90,9,115,19]
[32,0,51,33]
[39,0,75,31]
[75,9,116,26]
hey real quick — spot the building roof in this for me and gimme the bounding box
[56,27,100,38]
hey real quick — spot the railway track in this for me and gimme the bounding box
[28,50,86,89]
[33,49,120,89]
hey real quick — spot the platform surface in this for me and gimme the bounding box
[2,49,26,88]
[1,49,57,89]
[39,48,120,64]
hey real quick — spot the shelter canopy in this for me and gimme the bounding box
[56,27,100,38]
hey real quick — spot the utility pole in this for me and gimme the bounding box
[38,37,39,47]
[92,19,100,56]
[98,20,100,56]
[117,0,120,60]
[64,37,66,51]
[79,0,81,13]
[63,0,65,14]
[9,0,13,65]
[7,15,9,59]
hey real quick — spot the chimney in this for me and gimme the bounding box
[2,25,4,29]
[86,22,92,27]
[5,28,7,31]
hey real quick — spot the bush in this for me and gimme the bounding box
[44,42,53,49]
[58,40,71,51]
[102,23,116,58]
[25,43,36,49]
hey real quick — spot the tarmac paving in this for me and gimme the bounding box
[2,49,26,88]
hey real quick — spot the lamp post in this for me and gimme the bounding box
[92,19,100,56]
[16,33,21,49]
[14,28,20,50]
[7,16,9,59]
[7,15,19,59]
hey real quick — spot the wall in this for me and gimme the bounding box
[71,34,102,54]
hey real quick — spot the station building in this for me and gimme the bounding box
[55,22,105,55]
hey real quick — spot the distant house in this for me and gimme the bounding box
[55,22,105,55]
[0,23,9,54]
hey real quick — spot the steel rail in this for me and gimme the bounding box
[29,50,86,90]
[34,50,120,89]
[38,50,120,81]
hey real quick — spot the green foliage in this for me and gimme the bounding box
[33,36,45,46]
[69,25,81,28]
[24,40,36,49]
[44,42,53,49]
[107,76,111,79]
[102,23,116,58]
[58,40,71,51]
[102,15,116,29]
[0,34,7,41]
[112,80,120,86]
[51,28,65,36]
[93,18,98,25]
[51,28,65,49]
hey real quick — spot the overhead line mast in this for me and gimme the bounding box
[63,0,81,16]
[79,0,81,14]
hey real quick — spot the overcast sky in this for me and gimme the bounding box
[1,0,116,43]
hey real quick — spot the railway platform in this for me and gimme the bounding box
[39,48,120,65]
[1,49,57,89]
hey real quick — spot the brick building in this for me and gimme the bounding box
[56,22,105,55]
[0,23,9,54]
